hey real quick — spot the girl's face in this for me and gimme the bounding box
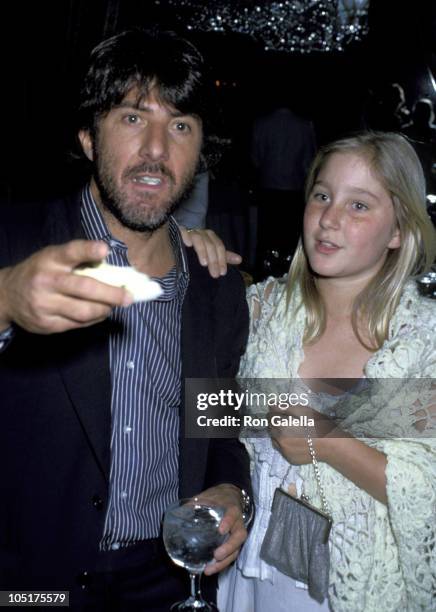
[303,151,401,286]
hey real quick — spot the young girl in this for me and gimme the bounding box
[189,131,436,611]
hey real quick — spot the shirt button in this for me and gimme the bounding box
[111,543,120,551]
[121,491,128,499]
[126,360,135,370]
[109,239,118,249]
[123,425,132,434]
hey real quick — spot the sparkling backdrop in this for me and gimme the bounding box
[154,0,369,53]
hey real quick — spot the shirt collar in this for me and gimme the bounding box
[81,184,113,244]
[80,184,189,297]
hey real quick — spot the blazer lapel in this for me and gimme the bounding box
[56,322,112,482]
[47,192,112,481]
[179,265,217,496]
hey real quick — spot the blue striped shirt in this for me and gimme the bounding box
[81,186,188,550]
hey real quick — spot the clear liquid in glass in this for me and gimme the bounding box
[164,504,227,573]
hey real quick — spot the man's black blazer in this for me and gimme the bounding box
[0,193,250,600]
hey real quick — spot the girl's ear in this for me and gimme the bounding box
[388,226,401,249]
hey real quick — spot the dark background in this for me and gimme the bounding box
[1,0,436,203]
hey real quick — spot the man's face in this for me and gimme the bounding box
[80,87,203,232]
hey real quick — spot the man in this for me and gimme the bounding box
[0,29,250,610]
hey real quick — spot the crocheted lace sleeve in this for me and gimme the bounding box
[238,276,291,380]
[366,282,436,378]
[245,276,282,325]
[301,285,436,610]
[380,289,436,610]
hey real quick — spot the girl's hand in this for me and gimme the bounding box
[180,227,242,278]
[269,404,339,465]
[269,403,388,504]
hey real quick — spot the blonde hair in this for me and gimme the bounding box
[287,131,436,350]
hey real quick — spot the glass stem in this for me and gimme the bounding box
[189,572,203,601]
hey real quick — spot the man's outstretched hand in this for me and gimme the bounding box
[0,240,133,334]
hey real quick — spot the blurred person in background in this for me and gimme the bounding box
[251,101,316,279]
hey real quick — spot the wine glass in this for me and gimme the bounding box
[163,497,227,611]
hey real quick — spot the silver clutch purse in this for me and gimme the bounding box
[260,488,332,603]
[260,436,333,604]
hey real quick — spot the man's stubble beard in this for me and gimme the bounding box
[92,145,199,233]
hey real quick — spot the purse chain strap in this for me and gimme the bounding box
[306,435,330,516]
[279,434,331,517]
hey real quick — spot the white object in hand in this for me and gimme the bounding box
[73,261,163,303]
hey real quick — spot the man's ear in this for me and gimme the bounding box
[78,130,94,162]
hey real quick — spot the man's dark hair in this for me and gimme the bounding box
[77,28,216,167]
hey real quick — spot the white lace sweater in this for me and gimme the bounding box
[237,278,436,612]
